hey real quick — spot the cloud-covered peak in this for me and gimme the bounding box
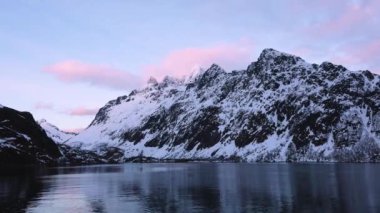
[184,66,205,83]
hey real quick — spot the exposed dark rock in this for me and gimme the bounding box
[235,112,275,147]
[0,106,62,165]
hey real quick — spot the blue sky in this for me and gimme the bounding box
[1,0,379,131]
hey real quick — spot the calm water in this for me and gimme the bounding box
[0,163,379,213]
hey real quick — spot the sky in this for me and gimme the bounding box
[1,0,379,132]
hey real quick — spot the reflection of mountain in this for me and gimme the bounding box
[0,167,49,212]
[333,164,380,212]
[217,164,380,212]
[2,164,380,212]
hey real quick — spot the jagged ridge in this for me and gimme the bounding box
[68,48,380,162]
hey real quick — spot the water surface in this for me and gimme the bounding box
[0,163,379,212]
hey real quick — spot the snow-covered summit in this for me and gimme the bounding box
[185,65,205,83]
[259,48,301,60]
[39,119,77,143]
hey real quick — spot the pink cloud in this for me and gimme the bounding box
[45,39,255,88]
[65,107,99,116]
[142,39,255,81]
[44,61,142,90]
[318,7,365,33]
[35,102,54,110]
[332,38,380,65]
[304,1,379,38]
[350,39,380,64]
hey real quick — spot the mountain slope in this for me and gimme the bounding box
[69,48,380,162]
[0,106,62,165]
[38,119,77,143]
[38,119,125,164]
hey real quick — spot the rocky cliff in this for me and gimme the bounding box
[66,49,380,162]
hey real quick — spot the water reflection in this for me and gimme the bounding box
[0,163,379,212]
[0,167,47,212]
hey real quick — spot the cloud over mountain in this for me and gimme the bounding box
[44,60,142,90]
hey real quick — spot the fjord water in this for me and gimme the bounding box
[1,163,379,213]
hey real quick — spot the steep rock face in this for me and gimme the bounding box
[69,48,380,162]
[0,106,62,165]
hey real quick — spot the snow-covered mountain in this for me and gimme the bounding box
[0,105,124,165]
[38,119,77,143]
[37,119,125,164]
[69,48,380,162]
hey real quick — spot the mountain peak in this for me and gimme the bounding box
[200,63,225,77]
[258,48,302,62]
[247,48,306,77]
[39,119,59,131]
[261,48,284,55]
[208,63,224,72]
[249,48,306,70]
[184,65,205,83]
[39,119,47,124]
[160,76,182,87]
[147,76,158,86]
[39,119,77,143]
